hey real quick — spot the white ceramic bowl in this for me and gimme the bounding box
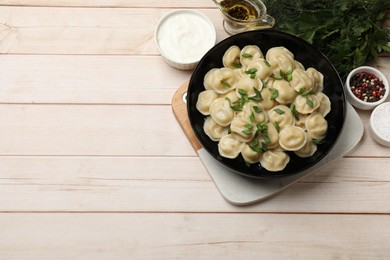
[369,102,390,147]
[155,10,216,70]
[344,66,389,110]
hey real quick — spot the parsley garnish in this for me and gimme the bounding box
[220,80,233,88]
[269,88,279,100]
[264,0,390,79]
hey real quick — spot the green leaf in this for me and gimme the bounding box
[242,129,253,135]
[233,62,242,68]
[250,112,255,123]
[249,139,261,152]
[245,123,253,129]
[241,53,253,58]
[238,88,248,96]
[274,121,280,133]
[312,139,325,145]
[306,97,314,108]
[290,103,299,120]
[269,88,279,100]
[253,106,262,113]
[245,68,258,75]
[274,108,285,115]
[264,60,271,67]
[220,80,232,88]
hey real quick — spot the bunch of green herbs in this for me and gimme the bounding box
[264,0,390,79]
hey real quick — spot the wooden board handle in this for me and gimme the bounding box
[172,82,202,151]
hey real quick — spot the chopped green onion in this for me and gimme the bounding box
[245,68,258,75]
[233,62,242,68]
[306,97,314,108]
[238,88,248,96]
[312,139,325,145]
[264,60,271,67]
[241,53,253,58]
[220,80,233,88]
[242,129,253,135]
[269,88,279,100]
[274,121,280,133]
[250,112,255,123]
[274,108,285,115]
[253,106,262,113]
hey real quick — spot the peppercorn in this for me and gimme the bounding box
[349,72,386,102]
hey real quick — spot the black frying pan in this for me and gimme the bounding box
[187,30,346,179]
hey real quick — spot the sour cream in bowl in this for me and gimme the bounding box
[155,10,216,70]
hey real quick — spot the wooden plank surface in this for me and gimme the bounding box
[0,213,389,258]
[0,1,389,258]
[1,157,390,213]
[0,7,227,55]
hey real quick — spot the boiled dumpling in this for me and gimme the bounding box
[267,105,295,129]
[272,79,297,105]
[240,45,263,68]
[209,98,235,126]
[260,149,290,172]
[262,122,279,149]
[203,116,229,141]
[245,58,273,80]
[266,47,295,78]
[230,112,256,143]
[293,94,320,114]
[235,75,263,98]
[278,125,307,151]
[290,68,314,93]
[241,143,262,164]
[203,68,219,90]
[259,87,277,110]
[218,134,244,159]
[219,90,240,103]
[212,68,237,94]
[305,112,328,140]
[294,132,317,158]
[306,67,324,93]
[242,101,268,123]
[315,92,331,117]
[196,90,219,115]
[222,45,241,69]
[294,113,308,130]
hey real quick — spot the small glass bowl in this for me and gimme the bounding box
[344,66,389,110]
[213,0,275,35]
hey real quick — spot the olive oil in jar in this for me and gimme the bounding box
[219,0,260,21]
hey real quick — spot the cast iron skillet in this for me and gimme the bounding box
[187,30,346,179]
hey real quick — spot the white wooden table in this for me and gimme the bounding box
[1,1,389,258]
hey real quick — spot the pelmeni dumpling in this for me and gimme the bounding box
[266,47,295,78]
[212,68,237,94]
[241,144,262,163]
[272,80,297,105]
[305,112,328,140]
[196,90,219,115]
[267,105,295,129]
[293,60,305,70]
[240,45,263,68]
[290,68,314,93]
[294,113,308,130]
[235,75,263,98]
[218,134,244,159]
[260,149,290,172]
[278,125,307,151]
[266,46,294,61]
[203,116,229,141]
[294,132,317,158]
[230,112,256,143]
[306,67,324,93]
[315,92,331,117]
[263,122,279,149]
[203,68,219,90]
[220,90,240,103]
[246,59,273,80]
[293,94,320,114]
[259,87,277,110]
[209,98,235,126]
[222,45,241,69]
[243,101,267,123]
